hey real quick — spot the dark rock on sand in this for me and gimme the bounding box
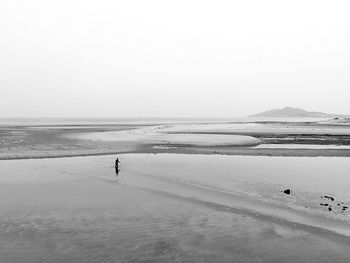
[283,189,291,195]
[323,196,335,201]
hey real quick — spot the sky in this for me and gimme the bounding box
[1,0,350,118]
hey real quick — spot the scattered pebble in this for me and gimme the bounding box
[282,190,347,214]
[322,195,335,201]
[282,189,291,195]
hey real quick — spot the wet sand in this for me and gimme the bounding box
[1,120,350,262]
[2,121,350,159]
[0,124,143,160]
[1,155,350,262]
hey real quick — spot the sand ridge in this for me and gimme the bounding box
[2,121,350,159]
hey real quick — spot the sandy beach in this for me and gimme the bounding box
[1,119,350,262]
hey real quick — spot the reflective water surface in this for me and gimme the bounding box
[1,154,350,262]
[255,144,350,149]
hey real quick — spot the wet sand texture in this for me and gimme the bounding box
[1,155,350,262]
[2,121,350,159]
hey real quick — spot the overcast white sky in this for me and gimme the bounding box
[1,0,350,118]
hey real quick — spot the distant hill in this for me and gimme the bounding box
[249,107,348,118]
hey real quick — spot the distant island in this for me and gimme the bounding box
[249,107,349,118]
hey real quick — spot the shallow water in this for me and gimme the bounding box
[161,122,350,135]
[74,126,261,147]
[119,154,350,235]
[255,144,350,149]
[0,117,329,126]
[1,154,350,262]
[0,117,245,126]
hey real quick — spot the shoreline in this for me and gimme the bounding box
[2,145,350,160]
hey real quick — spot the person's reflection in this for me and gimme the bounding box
[115,166,120,176]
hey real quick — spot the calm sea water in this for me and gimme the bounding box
[0,117,329,126]
[0,117,244,126]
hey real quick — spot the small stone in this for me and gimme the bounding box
[283,189,291,195]
[323,196,335,201]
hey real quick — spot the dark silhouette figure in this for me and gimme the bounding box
[115,158,120,176]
